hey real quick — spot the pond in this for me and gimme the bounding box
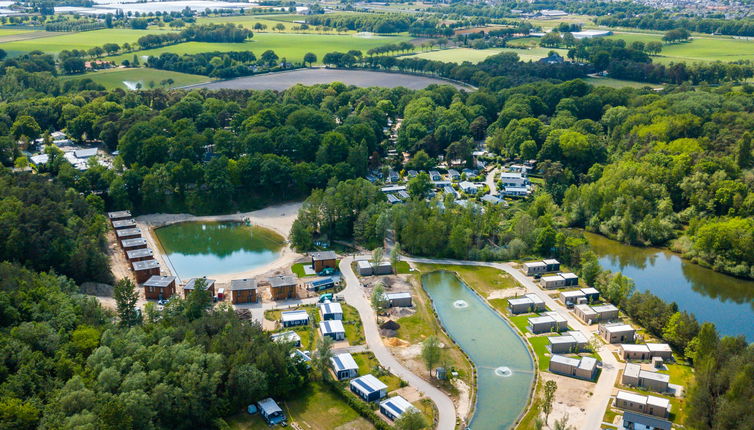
[153,221,284,281]
[583,232,754,341]
[422,271,534,430]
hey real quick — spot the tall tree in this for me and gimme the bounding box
[312,336,334,381]
[542,380,557,424]
[113,278,140,327]
[421,335,441,376]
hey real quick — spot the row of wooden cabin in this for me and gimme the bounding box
[108,211,162,284]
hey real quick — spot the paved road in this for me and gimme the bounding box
[404,257,620,430]
[485,167,498,195]
[339,257,457,430]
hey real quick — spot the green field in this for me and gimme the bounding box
[58,67,212,89]
[606,32,754,64]
[0,28,171,55]
[199,14,351,34]
[0,28,33,36]
[408,46,568,64]
[106,32,413,64]
[583,77,654,89]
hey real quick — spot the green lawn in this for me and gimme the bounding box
[394,260,411,274]
[660,363,694,388]
[509,314,532,334]
[352,352,403,392]
[583,77,654,89]
[227,381,374,430]
[0,28,170,54]
[106,32,413,64]
[529,336,551,371]
[291,262,316,278]
[605,31,754,64]
[342,303,365,345]
[408,46,568,64]
[0,28,33,37]
[58,67,212,89]
[199,14,352,34]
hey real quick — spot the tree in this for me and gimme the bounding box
[303,52,317,66]
[553,414,574,430]
[312,336,334,381]
[371,281,388,311]
[184,278,212,320]
[395,408,427,430]
[113,279,140,327]
[542,380,557,424]
[421,335,441,376]
[390,242,401,268]
[260,50,278,66]
[371,247,384,267]
[407,172,432,199]
[737,132,752,168]
[10,115,41,140]
[662,311,699,353]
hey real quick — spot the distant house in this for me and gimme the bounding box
[387,170,400,183]
[560,272,579,287]
[230,278,257,304]
[523,261,547,276]
[507,293,546,314]
[385,292,412,308]
[107,210,132,222]
[183,277,216,298]
[74,148,98,158]
[541,274,566,289]
[407,170,418,178]
[320,301,343,320]
[386,194,402,205]
[112,219,137,230]
[599,323,636,344]
[443,185,459,198]
[621,410,672,430]
[575,303,619,323]
[132,259,160,283]
[615,391,669,418]
[320,320,346,341]
[447,169,460,181]
[271,330,301,347]
[547,330,588,353]
[126,247,153,262]
[622,363,670,393]
[350,374,387,402]
[257,398,286,425]
[527,311,567,334]
[380,396,417,421]
[538,52,565,64]
[331,352,359,380]
[373,261,393,275]
[560,290,586,306]
[310,251,337,272]
[308,277,335,291]
[397,190,410,200]
[281,310,309,327]
[499,172,528,188]
[121,237,148,255]
[429,170,442,181]
[357,260,373,276]
[268,275,298,300]
[501,186,530,197]
[580,287,600,302]
[481,194,504,205]
[459,181,478,194]
[549,354,597,380]
[143,275,176,300]
[116,227,142,244]
[619,343,673,361]
[542,259,560,272]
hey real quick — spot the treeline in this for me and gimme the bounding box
[427,1,653,19]
[305,13,411,34]
[596,15,754,37]
[137,23,252,49]
[147,51,274,79]
[0,263,308,429]
[606,60,754,85]
[44,20,105,32]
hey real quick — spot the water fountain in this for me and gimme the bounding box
[453,299,469,309]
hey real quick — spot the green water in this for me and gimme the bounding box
[154,221,284,281]
[584,232,754,341]
[422,271,535,430]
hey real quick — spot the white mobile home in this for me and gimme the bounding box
[320,320,346,341]
[331,353,359,380]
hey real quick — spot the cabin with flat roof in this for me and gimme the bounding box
[373,261,393,275]
[646,343,673,360]
[132,259,160,283]
[600,323,636,344]
[107,210,132,222]
[622,411,672,430]
[183,277,216,298]
[268,275,298,300]
[116,227,142,244]
[508,293,546,314]
[320,301,343,320]
[350,374,387,402]
[230,278,257,304]
[380,396,417,421]
[560,290,586,306]
[523,261,547,276]
[622,363,670,393]
[528,311,567,334]
[580,287,600,302]
[320,320,345,341]
[143,275,176,300]
[619,343,673,361]
[331,352,359,380]
[542,259,560,272]
[575,303,619,323]
[112,219,137,230]
[357,260,373,276]
[385,292,412,307]
[615,391,669,418]
[308,277,335,291]
[310,251,337,272]
[547,335,578,354]
[549,355,597,380]
[559,272,579,287]
[121,237,147,254]
[541,274,565,289]
[271,330,301,347]
[281,310,309,327]
[126,247,153,262]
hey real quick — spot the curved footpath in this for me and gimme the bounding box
[402,257,620,430]
[339,257,457,430]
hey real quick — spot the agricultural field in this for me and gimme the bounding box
[583,77,655,89]
[58,67,212,89]
[607,32,754,64]
[106,32,413,64]
[408,46,568,64]
[0,28,171,55]
[0,28,33,37]
[199,14,349,34]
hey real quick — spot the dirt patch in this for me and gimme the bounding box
[453,378,472,423]
[80,282,113,297]
[487,286,527,300]
[539,373,594,429]
[385,337,411,348]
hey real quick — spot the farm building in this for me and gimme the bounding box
[132,259,160,283]
[116,227,142,243]
[357,260,373,276]
[230,278,257,304]
[385,292,412,307]
[107,210,132,222]
[281,310,309,327]
[320,320,346,341]
[549,355,597,380]
[543,259,560,272]
[622,363,670,393]
[622,411,672,430]
[599,323,636,344]
[541,275,566,289]
[257,398,286,425]
[143,275,176,300]
[271,330,301,347]
[350,374,388,402]
[308,277,335,291]
[380,396,417,421]
[268,275,298,300]
[615,391,669,418]
[183,277,216,298]
[121,237,147,253]
[112,219,137,230]
[580,287,600,302]
[126,247,153,262]
[523,261,547,276]
[320,301,343,320]
[310,251,337,272]
[560,272,579,286]
[527,311,567,334]
[560,290,586,306]
[331,352,359,380]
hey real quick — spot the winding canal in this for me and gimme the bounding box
[584,232,754,341]
[422,271,535,430]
